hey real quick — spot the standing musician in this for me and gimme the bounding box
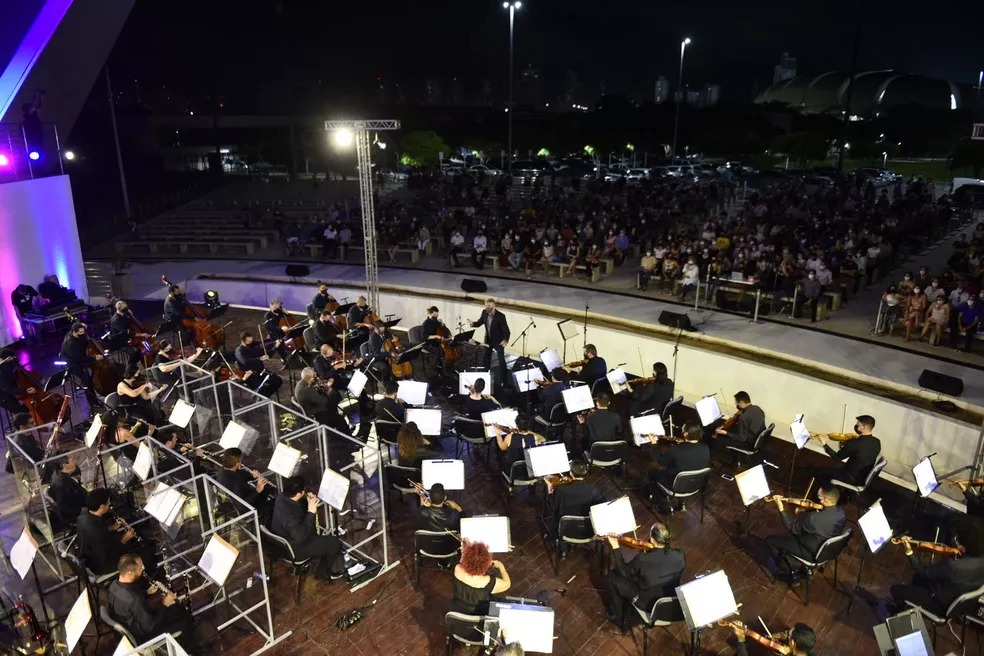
[603,521,685,633]
[579,393,623,452]
[813,414,881,486]
[469,298,511,390]
[418,482,464,532]
[313,309,341,349]
[0,348,33,415]
[346,296,374,347]
[565,344,607,387]
[109,301,148,366]
[626,362,674,417]
[727,622,817,656]
[261,299,293,360]
[216,448,275,521]
[711,391,766,457]
[294,367,351,435]
[420,305,450,374]
[108,554,203,654]
[234,332,283,398]
[545,461,605,538]
[76,488,147,575]
[60,322,103,398]
[311,282,337,318]
[647,421,710,515]
[49,452,87,528]
[162,285,192,344]
[463,378,500,419]
[890,515,984,616]
[375,381,405,424]
[271,475,345,580]
[764,486,845,584]
[151,340,203,388]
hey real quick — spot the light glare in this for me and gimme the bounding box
[28,151,40,161]
[63,150,75,161]
[0,154,8,167]
[334,128,354,148]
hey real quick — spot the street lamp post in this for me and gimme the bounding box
[503,1,521,171]
[671,37,691,160]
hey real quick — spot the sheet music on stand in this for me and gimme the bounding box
[606,368,629,395]
[197,533,240,587]
[84,413,103,448]
[490,601,555,653]
[64,591,91,653]
[695,395,722,427]
[589,496,636,537]
[318,468,351,511]
[219,419,249,451]
[459,371,491,395]
[132,442,155,481]
[405,408,442,436]
[482,408,518,438]
[9,526,39,580]
[397,380,428,406]
[790,414,810,449]
[168,398,196,429]
[859,501,893,553]
[112,637,135,656]
[145,481,186,526]
[267,442,304,478]
[539,348,563,373]
[734,464,770,506]
[557,319,579,341]
[524,442,570,478]
[460,515,512,553]
[513,367,546,393]
[422,459,466,490]
[561,385,594,414]
[347,369,368,397]
[676,570,738,630]
[630,414,665,446]
[912,457,940,498]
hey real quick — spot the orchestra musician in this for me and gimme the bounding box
[311,282,337,318]
[813,414,881,485]
[952,478,984,518]
[109,300,149,366]
[537,368,569,417]
[764,486,845,584]
[727,621,817,656]
[270,475,345,580]
[234,332,283,398]
[397,422,439,469]
[162,285,192,344]
[312,344,362,388]
[76,488,148,575]
[579,392,623,452]
[60,322,102,403]
[366,321,395,382]
[711,391,766,457]
[565,344,607,386]
[294,367,351,435]
[346,295,374,346]
[48,452,86,528]
[151,340,203,388]
[101,410,143,462]
[627,362,674,417]
[0,349,33,414]
[418,482,463,532]
[117,363,168,425]
[4,413,44,471]
[107,554,203,655]
[492,420,542,479]
[544,461,605,539]
[313,309,342,350]
[216,448,275,522]
[375,381,405,424]
[462,377,500,419]
[261,299,292,361]
[889,515,984,616]
[420,305,449,375]
[603,521,685,633]
[451,540,511,615]
[469,298,511,390]
[646,421,710,515]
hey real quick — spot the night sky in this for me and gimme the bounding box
[110,0,984,105]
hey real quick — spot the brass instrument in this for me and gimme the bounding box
[12,595,50,652]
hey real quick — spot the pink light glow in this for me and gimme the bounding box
[0,154,9,167]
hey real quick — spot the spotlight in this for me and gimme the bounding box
[334,128,353,148]
[203,290,220,308]
[63,151,75,161]
[28,151,40,161]
[0,154,9,167]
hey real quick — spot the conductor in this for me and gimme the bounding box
[469,298,511,390]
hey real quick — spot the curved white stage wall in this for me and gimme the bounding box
[185,275,982,508]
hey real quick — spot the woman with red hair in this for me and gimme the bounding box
[451,540,512,615]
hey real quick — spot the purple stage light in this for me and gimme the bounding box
[0,154,9,167]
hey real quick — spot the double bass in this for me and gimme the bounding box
[9,362,69,425]
[161,275,224,349]
[107,294,159,366]
[64,309,123,397]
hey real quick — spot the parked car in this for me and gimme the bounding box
[468,164,502,176]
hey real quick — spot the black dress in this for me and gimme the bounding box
[450,573,497,615]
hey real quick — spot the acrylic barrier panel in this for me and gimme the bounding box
[279,425,323,488]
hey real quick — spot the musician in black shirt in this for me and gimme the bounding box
[765,486,846,583]
[420,306,448,373]
[151,340,203,388]
[814,414,881,486]
[566,344,607,387]
[462,377,500,419]
[270,476,344,580]
[347,295,373,347]
[647,422,710,514]
[580,393,623,451]
[261,299,292,360]
[60,323,101,393]
[545,461,605,537]
[216,448,275,522]
[0,349,32,414]
[313,309,341,349]
[76,488,144,574]
[38,274,70,302]
[234,332,282,397]
[5,413,44,469]
[711,391,767,457]
[311,283,337,317]
[365,322,392,382]
[109,301,147,366]
[627,362,674,416]
[49,453,87,528]
[419,482,463,532]
[375,382,405,423]
[162,286,192,345]
[537,368,569,417]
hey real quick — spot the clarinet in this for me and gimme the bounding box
[144,575,190,607]
[306,492,324,535]
[112,513,144,544]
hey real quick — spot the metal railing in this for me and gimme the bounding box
[0,122,65,182]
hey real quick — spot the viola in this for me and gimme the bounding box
[949,478,984,488]
[383,334,414,379]
[543,474,575,487]
[891,535,965,558]
[596,534,659,552]
[161,275,224,350]
[718,620,790,655]
[64,308,124,396]
[764,495,824,511]
[12,364,69,425]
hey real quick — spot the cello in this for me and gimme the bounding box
[108,294,159,366]
[10,363,69,425]
[161,275,224,349]
[383,333,414,380]
[436,321,459,363]
[64,309,123,397]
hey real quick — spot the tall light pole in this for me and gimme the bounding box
[503,1,521,171]
[671,37,691,160]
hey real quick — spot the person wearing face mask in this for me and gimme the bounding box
[951,294,981,352]
[813,415,881,486]
[764,486,845,584]
[794,270,823,322]
[926,278,946,302]
[904,285,928,342]
[679,256,700,302]
[920,296,950,345]
[898,272,915,294]
[638,250,657,291]
[914,267,932,292]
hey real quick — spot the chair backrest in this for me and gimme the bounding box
[945,582,984,619]
[671,467,711,495]
[863,455,889,489]
[647,596,686,624]
[661,396,684,421]
[385,463,421,490]
[100,606,137,645]
[63,551,101,610]
[290,397,308,417]
[590,376,610,397]
[548,402,569,423]
[508,459,534,483]
[414,530,461,559]
[375,419,402,444]
[259,524,298,561]
[104,392,121,411]
[302,326,318,351]
[444,612,487,645]
[558,515,594,543]
[407,325,423,345]
[751,423,775,451]
[305,303,317,321]
[358,342,371,359]
[588,440,627,465]
[453,415,486,440]
[813,528,852,564]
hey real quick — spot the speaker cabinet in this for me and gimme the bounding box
[460,279,488,294]
[918,369,963,396]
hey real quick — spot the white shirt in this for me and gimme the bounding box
[949,290,969,308]
[816,268,833,286]
[681,263,699,285]
[323,227,337,239]
[473,235,488,252]
[450,233,465,247]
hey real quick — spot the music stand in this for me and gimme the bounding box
[383,318,401,329]
[556,319,579,363]
[453,330,475,343]
[205,304,229,321]
[336,302,356,316]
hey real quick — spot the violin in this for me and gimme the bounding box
[596,534,659,552]
[891,535,965,558]
[720,405,745,432]
[764,495,824,511]
[10,362,69,425]
[718,620,790,655]
[565,358,588,369]
[543,474,576,487]
[812,432,860,442]
[383,333,414,379]
[645,433,689,445]
[161,275,225,349]
[949,478,984,488]
[64,309,124,396]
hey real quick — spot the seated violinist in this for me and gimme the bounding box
[312,344,362,389]
[889,515,984,616]
[564,344,606,386]
[626,361,674,416]
[463,377,500,419]
[295,367,350,435]
[313,309,341,349]
[647,421,709,515]
[234,332,283,397]
[545,460,605,539]
[727,621,816,656]
[711,391,765,458]
[813,414,881,486]
[764,486,845,585]
[952,478,984,518]
[604,521,685,633]
[579,393,622,452]
[418,482,463,532]
[261,299,292,361]
[493,419,543,478]
[151,340,203,388]
[536,367,568,417]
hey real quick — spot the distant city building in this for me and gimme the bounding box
[703,84,721,106]
[654,76,669,103]
[774,52,797,84]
